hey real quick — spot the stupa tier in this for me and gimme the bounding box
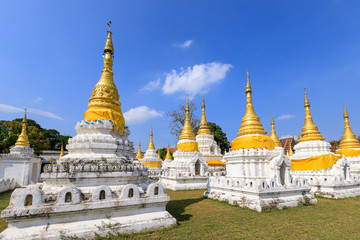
[205,71,316,212]
[290,91,360,199]
[139,129,163,178]
[160,98,210,190]
[196,97,225,174]
[0,22,176,240]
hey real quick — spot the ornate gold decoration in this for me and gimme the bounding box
[338,103,360,149]
[84,21,125,133]
[288,140,294,156]
[15,108,30,147]
[179,97,196,140]
[136,140,143,159]
[237,70,267,137]
[59,143,65,158]
[298,89,325,142]
[147,128,155,150]
[270,113,282,147]
[197,96,211,135]
[165,143,172,160]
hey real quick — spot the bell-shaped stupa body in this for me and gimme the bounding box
[0,110,42,189]
[290,92,360,199]
[336,104,360,175]
[0,22,176,240]
[160,98,209,191]
[205,71,316,212]
[139,129,162,178]
[196,97,225,174]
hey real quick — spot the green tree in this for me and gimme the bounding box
[166,100,200,138]
[194,122,230,154]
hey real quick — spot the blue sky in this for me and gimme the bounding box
[1,0,360,151]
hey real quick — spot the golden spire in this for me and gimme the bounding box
[136,140,143,159]
[270,113,282,147]
[157,149,161,159]
[179,97,196,140]
[298,89,325,142]
[288,140,294,156]
[147,128,155,150]
[165,143,172,160]
[15,108,30,147]
[84,21,125,133]
[339,103,360,149]
[59,143,65,158]
[197,96,212,135]
[237,70,267,137]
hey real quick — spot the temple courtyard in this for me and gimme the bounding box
[1,189,359,239]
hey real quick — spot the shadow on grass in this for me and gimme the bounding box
[166,197,204,223]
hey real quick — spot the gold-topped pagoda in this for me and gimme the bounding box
[136,140,143,159]
[197,97,211,135]
[59,143,65,158]
[298,89,325,142]
[84,21,125,133]
[237,70,267,137]
[15,109,30,147]
[148,129,155,150]
[270,114,282,147]
[338,104,360,149]
[165,143,172,160]
[288,140,294,156]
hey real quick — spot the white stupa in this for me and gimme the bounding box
[196,97,225,174]
[160,98,209,190]
[290,90,360,198]
[0,22,176,240]
[139,129,162,178]
[0,110,42,191]
[205,71,317,212]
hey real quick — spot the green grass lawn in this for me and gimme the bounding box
[1,189,360,239]
[0,191,12,232]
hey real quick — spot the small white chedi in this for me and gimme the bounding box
[160,98,209,190]
[205,72,317,212]
[0,22,176,240]
[290,92,360,199]
[161,143,173,171]
[0,111,42,191]
[196,97,225,174]
[138,129,162,178]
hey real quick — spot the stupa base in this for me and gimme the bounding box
[204,176,317,212]
[160,176,208,190]
[310,182,360,198]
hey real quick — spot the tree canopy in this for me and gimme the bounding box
[0,118,71,155]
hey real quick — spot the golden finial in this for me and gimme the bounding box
[270,113,282,147]
[179,97,196,140]
[197,96,211,135]
[298,89,325,142]
[338,103,360,149]
[157,149,161,159]
[15,108,30,147]
[148,128,155,150]
[84,21,125,133]
[288,140,294,156]
[237,70,267,137]
[136,140,143,159]
[59,143,65,158]
[165,142,172,160]
[107,20,112,31]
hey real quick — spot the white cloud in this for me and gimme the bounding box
[280,135,298,140]
[174,40,193,49]
[162,62,232,98]
[34,97,43,103]
[140,79,161,92]
[124,106,163,124]
[277,114,296,120]
[0,103,64,120]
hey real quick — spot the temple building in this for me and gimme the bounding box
[336,104,360,175]
[205,71,316,212]
[196,97,225,174]
[290,91,360,198]
[139,129,162,178]
[0,110,42,190]
[0,22,176,240]
[160,98,209,190]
